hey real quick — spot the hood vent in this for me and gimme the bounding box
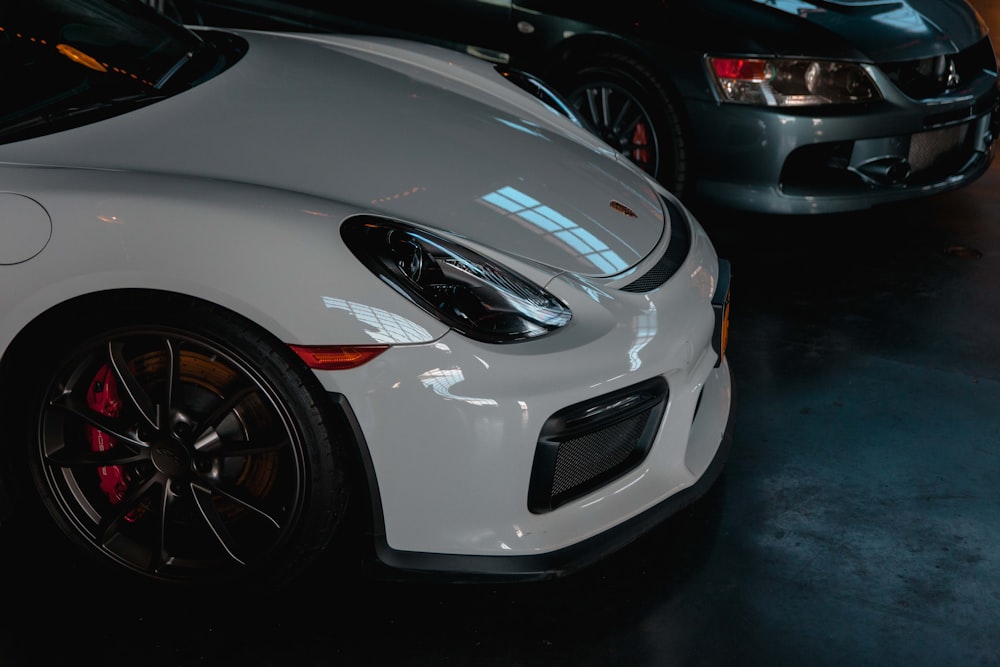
[621,198,691,293]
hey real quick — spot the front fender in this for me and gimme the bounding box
[0,165,449,360]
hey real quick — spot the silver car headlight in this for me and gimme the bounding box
[707,56,881,106]
[342,217,572,343]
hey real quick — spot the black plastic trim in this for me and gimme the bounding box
[527,377,668,513]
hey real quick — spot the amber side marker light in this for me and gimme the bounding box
[718,295,731,361]
[712,260,733,367]
[289,344,390,370]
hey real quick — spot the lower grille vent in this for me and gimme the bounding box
[528,377,668,513]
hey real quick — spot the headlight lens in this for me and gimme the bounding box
[342,217,572,343]
[707,57,881,106]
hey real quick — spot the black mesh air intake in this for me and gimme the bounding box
[528,377,668,513]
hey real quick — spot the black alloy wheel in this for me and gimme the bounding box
[18,293,347,589]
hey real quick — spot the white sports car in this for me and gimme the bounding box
[0,0,734,588]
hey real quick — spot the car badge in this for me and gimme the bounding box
[610,200,638,218]
[946,59,960,89]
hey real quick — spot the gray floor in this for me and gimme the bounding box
[680,170,1000,665]
[4,5,1000,665]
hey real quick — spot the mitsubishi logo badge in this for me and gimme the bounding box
[946,59,960,89]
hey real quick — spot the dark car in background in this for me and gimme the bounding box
[162,0,1000,214]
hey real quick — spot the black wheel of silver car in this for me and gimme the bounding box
[560,53,688,198]
[17,293,348,589]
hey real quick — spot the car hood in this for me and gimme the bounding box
[0,29,671,280]
[688,0,989,61]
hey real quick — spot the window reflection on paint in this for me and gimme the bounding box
[419,367,498,406]
[628,302,658,371]
[321,296,432,344]
[495,117,546,138]
[480,185,628,274]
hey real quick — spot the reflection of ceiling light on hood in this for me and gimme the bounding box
[56,43,106,72]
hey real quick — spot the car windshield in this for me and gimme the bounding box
[0,0,239,143]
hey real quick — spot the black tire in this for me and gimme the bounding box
[559,53,688,198]
[7,292,348,591]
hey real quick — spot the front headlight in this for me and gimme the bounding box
[707,56,881,106]
[342,217,572,343]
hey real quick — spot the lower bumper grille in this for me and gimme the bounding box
[908,123,972,177]
[528,377,668,513]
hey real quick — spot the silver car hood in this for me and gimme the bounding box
[0,29,670,279]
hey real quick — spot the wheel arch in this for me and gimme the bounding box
[542,33,663,85]
[0,286,379,584]
[1,288,285,376]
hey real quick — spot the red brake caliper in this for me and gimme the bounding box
[85,365,130,506]
[631,121,650,165]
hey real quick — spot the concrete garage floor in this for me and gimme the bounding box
[3,3,999,665]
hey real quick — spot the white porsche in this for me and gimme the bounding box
[0,0,734,588]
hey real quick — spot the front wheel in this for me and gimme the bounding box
[10,293,349,590]
[559,53,688,198]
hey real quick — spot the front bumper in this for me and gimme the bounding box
[336,358,733,583]
[372,359,734,583]
[310,216,734,581]
[689,70,1000,215]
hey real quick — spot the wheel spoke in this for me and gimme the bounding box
[151,479,174,572]
[214,433,292,458]
[194,478,282,531]
[108,339,164,430]
[613,99,637,137]
[190,384,258,452]
[189,481,280,565]
[45,444,146,469]
[96,473,163,544]
[48,391,145,446]
[599,86,613,128]
[164,336,180,418]
[194,430,289,457]
[583,88,602,128]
